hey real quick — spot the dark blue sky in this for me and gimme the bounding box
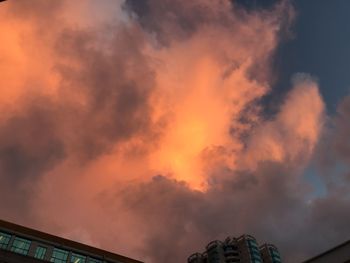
[272,0,350,197]
[237,0,350,113]
[236,0,350,197]
[271,0,350,113]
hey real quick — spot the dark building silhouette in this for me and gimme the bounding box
[0,219,142,263]
[188,234,281,263]
[259,244,281,263]
[303,240,350,263]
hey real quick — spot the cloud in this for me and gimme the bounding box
[242,74,324,169]
[52,25,158,160]
[99,76,325,263]
[0,1,348,263]
[123,0,235,45]
[332,95,350,164]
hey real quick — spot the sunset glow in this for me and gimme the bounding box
[1,1,349,263]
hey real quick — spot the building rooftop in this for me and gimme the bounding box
[303,239,350,263]
[0,219,143,263]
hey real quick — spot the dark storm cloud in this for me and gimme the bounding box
[108,176,206,262]
[53,25,158,160]
[0,100,65,183]
[233,0,280,10]
[112,152,349,263]
[123,0,234,45]
[288,95,350,260]
[0,97,66,222]
[109,162,311,263]
[316,95,350,181]
[123,0,293,47]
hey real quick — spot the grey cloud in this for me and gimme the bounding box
[0,97,66,223]
[104,163,311,263]
[105,154,350,263]
[0,98,65,183]
[123,0,235,45]
[53,26,158,160]
[333,96,350,163]
[123,0,293,49]
[306,96,350,258]
[316,95,350,183]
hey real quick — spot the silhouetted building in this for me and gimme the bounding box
[188,253,206,263]
[303,240,350,263]
[259,244,281,263]
[237,235,263,263]
[188,234,281,263]
[0,219,142,263]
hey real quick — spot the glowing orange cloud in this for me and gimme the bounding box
[0,1,327,262]
[0,0,296,189]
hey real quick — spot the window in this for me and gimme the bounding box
[251,254,262,260]
[250,248,261,260]
[250,246,260,253]
[51,248,69,263]
[248,240,258,249]
[0,232,11,249]
[89,258,102,263]
[271,250,280,257]
[10,237,31,255]
[70,252,86,263]
[35,246,47,260]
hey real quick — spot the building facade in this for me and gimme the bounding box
[188,235,281,263]
[0,219,142,263]
[259,244,281,263]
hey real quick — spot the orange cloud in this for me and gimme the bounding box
[0,1,330,263]
[243,74,325,170]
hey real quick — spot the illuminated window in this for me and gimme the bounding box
[0,232,11,249]
[35,246,47,260]
[10,237,31,255]
[70,252,86,263]
[51,248,69,263]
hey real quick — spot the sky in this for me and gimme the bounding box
[0,0,350,262]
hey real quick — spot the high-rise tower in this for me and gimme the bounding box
[187,234,281,263]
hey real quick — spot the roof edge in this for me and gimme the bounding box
[0,219,143,263]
